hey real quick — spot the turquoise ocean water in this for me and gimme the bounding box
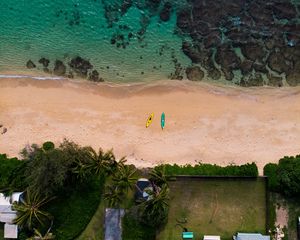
[0,0,299,85]
[0,0,191,82]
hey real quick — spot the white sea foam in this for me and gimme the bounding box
[0,74,64,80]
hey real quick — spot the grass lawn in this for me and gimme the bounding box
[46,177,104,240]
[77,178,136,240]
[77,200,106,240]
[157,177,267,240]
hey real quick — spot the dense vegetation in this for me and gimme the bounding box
[46,176,104,239]
[122,213,156,240]
[0,154,27,194]
[264,156,300,240]
[3,141,300,240]
[1,140,127,240]
[122,166,170,240]
[160,162,258,177]
[264,155,300,196]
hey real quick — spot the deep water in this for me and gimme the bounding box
[0,0,299,86]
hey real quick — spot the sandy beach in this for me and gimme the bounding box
[1,78,300,173]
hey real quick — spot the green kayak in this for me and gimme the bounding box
[161,112,165,130]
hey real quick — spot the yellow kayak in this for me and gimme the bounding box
[146,113,154,128]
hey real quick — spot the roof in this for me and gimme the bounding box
[0,212,17,223]
[0,194,11,206]
[236,233,270,240]
[0,194,12,213]
[11,192,23,203]
[104,208,125,240]
[0,192,22,214]
[182,232,194,239]
[204,236,221,240]
[4,224,18,239]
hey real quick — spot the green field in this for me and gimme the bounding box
[158,177,267,240]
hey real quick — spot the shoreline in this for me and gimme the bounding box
[1,77,300,174]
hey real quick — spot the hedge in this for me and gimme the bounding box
[158,162,258,177]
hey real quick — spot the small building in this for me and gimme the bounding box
[4,224,18,239]
[0,192,23,239]
[233,232,270,240]
[203,235,221,240]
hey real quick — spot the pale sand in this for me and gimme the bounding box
[1,78,300,174]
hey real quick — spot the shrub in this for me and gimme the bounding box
[159,162,258,177]
[264,155,300,196]
[263,163,279,191]
[42,141,55,151]
[277,155,300,196]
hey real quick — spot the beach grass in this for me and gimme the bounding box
[157,177,267,240]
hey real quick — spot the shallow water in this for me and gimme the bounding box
[0,0,191,82]
[0,0,299,85]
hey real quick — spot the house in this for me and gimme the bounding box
[203,235,221,240]
[135,178,152,201]
[0,192,23,239]
[233,232,270,240]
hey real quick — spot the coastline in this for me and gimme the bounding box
[1,77,300,174]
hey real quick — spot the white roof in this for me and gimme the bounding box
[204,236,221,240]
[0,194,11,206]
[0,193,21,214]
[137,178,149,182]
[0,194,13,213]
[4,223,18,239]
[0,212,17,223]
[236,233,270,240]
[11,192,22,203]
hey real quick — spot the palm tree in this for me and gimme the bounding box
[71,157,91,182]
[149,166,168,187]
[112,164,137,193]
[86,147,127,176]
[85,147,110,176]
[140,184,170,227]
[27,228,55,240]
[103,185,124,208]
[101,150,127,175]
[12,190,54,230]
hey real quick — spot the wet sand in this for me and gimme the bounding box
[1,78,300,174]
